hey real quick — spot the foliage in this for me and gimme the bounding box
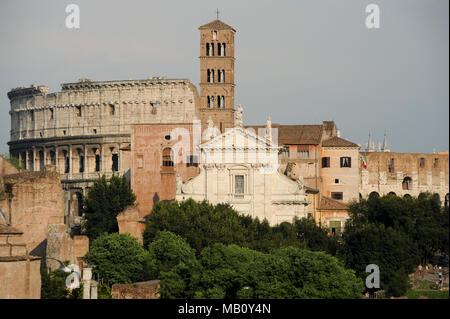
[83,174,136,241]
[158,240,364,299]
[40,260,80,299]
[98,283,112,299]
[144,231,198,281]
[1,153,22,170]
[83,233,149,285]
[340,193,449,297]
[143,199,336,256]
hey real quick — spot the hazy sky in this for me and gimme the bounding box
[0,0,448,154]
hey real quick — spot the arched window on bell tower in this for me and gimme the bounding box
[206,43,210,56]
[211,70,215,83]
[211,42,214,56]
[207,69,211,82]
[222,43,226,56]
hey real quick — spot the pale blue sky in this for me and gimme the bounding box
[0,0,448,154]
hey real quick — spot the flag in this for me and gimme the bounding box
[362,152,367,169]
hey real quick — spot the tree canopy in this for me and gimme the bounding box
[83,233,149,285]
[339,193,449,297]
[83,174,136,241]
[143,199,336,256]
[156,238,364,299]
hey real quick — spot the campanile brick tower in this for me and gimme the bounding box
[198,19,236,132]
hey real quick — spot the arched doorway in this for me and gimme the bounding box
[402,177,412,190]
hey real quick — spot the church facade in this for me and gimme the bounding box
[175,115,310,226]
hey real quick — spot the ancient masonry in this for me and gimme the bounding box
[7,78,201,229]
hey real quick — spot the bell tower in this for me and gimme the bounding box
[198,18,236,132]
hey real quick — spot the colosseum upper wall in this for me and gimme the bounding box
[8,78,200,142]
[7,78,201,229]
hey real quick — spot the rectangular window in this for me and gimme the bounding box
[65,156,70,174]
[419,157,425,168]
[340,157,351,168]
[331,192,343,200]
[95,154,101,172]
[137,155,144,169]
[235,175,245,195]
[433,158,439,169]
[186,155,198,167]
[79,155,84,173]
[322,157,330,168]
[39,151,45,172]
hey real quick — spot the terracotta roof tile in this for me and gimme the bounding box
[199,19,235,31]
[321,136,359,148]
[318,196,348,210]
[245,124,323,145]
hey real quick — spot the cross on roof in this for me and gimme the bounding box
[216,8,219,19]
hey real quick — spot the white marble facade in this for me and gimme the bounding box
[176,124,310,225]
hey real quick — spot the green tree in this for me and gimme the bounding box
[144,231,198,280]
[83,174,136,241]
[159,241,364,299]
[143,199,249,253]
[293,217,338,255]
[40,260,80,299]
[143,199,336,256]
[83,233,149,285]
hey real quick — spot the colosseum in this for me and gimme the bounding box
[7,78,201,228]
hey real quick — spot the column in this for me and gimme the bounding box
[82,267,92,299]
[90,281,98,299]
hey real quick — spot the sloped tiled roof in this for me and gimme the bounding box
[245,124,323,145]
[318,196,348,210]
[321,136,359,148]
[199,19,235,31]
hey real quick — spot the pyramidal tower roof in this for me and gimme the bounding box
[198,19,236,32]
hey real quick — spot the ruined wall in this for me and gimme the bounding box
[360,152,449,202]
[111,280,160,299]
[0,171,64,255]
[46,224,89,270]
[117,206,144,244]
[0,155,19,175]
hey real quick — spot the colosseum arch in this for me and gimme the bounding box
[388,192,396,196]
[369,191,379,199]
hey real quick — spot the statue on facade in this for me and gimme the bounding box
[235,104,243,128]
[207,116,214,130]
[266,116,272,142]
[176,174,183,194]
